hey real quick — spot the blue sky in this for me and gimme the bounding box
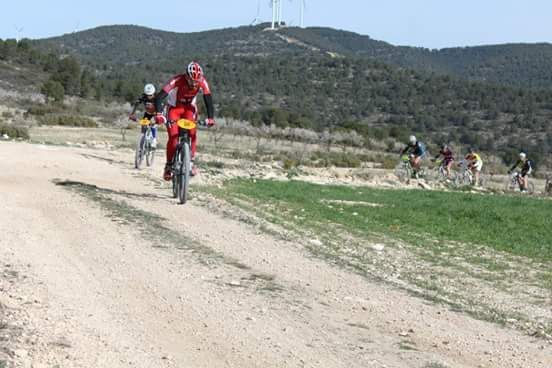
[2,0,551,49]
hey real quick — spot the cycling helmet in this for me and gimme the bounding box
[519,152,526,159]
[441,144,448,150]
[468,147,475,154]
[144,83,156,96]
[186,61,203,82]
[409,135,417,144]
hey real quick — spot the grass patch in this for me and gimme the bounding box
[212,179,552,261]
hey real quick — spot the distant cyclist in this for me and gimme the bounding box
[129,83,159,148]
[154,61,215,180]
[401,135,426,177]
[464,147,483,186]
[432,144,455,178]
[508,152,533,192]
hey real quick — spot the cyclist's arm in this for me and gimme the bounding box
[203,94,214,119]
[526,160,533,174]
[130,96,142,115]
[199,78,214,119]
[155,75,182,113]
[154,90,168,114]
[509,160,520,172]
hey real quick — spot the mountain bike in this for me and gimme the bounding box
[505,171,534,193]
[454,160,484,187]
[430,158,456,183]
[395,154,426,183]
[170,118,196,204]
[395,154,413,183]
[134,118,156,169]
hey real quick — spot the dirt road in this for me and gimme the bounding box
[0,142,549,368]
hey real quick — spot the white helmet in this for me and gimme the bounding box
[409,135,417,144]
[519,152,526,159]
[144,83,156,96]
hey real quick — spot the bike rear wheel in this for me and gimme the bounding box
[134,134,146,169]
[178,142,191,204]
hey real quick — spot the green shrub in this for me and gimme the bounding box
[38,114,97,128]
[381,157,396,169]
[0,123,30,139]
[26,104,62,116]
[283,158,299,170]
[1,111,14,119]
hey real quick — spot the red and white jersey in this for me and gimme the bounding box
[162,74,211,107]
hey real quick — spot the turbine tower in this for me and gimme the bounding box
[299,0,306,28]
[13,25,23,41]
[251,0,262,25]
[271,0,284,29]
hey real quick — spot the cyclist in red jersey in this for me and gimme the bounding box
[432,144,455,178]
[154,61,215,180]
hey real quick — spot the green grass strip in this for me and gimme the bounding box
[217,179,552,261]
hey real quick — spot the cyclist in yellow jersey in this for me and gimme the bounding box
[464,147,483,186]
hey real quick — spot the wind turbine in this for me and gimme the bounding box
[13,25,23,41]
[299,0,306,28]
[270,0,284,29]
[251,0,262,26]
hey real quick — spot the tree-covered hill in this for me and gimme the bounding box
[3,25,552,167]
[280,27,552,89]
[35,24,552,89]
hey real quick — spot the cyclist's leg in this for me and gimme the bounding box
[446,159,453,177]
[472,161,481,185]
[521,171,529,191]
[144,113,157,139]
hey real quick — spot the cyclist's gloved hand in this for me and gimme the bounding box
[155,114,167,125]
[206,118,215,127]
[128,114,137,121]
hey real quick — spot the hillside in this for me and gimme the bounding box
[36,24,552,89]
[30,25,552,165]
[281,27,552,89]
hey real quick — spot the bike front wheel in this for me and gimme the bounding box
[178,142,191,204]
[145,140,155,167]
[394,164,411,183]
[134,134,146,169]
[504,178,517,192]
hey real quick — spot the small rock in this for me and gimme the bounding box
[372,244,385,252]
[309,239,323,247]
[14,349,29,358]
[228,281,241,287]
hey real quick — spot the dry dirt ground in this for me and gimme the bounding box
[0,141,550,368]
